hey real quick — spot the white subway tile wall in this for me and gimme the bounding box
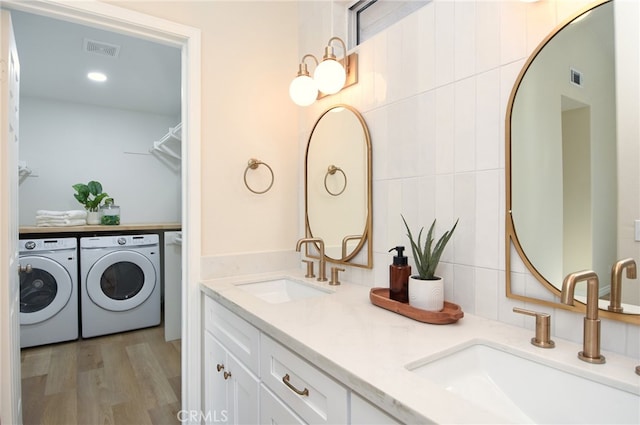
[297,0,637,358]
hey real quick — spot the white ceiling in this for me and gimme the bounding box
[11,10,181,117]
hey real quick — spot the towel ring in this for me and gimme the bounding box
[244,158,274,194]
[324,165,347,196]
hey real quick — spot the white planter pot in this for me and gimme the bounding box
[408,276,444,312]
[86,211,100,225]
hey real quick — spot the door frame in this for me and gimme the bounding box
[1,0,202,418]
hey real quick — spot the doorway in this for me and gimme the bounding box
[1,1,202,421]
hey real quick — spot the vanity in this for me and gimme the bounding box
[200,272,640,424]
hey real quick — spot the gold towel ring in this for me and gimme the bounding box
[244,158,274,194]
[324,165,347,196]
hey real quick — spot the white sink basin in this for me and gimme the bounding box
[235,278,332,304]
[407,342,640,424]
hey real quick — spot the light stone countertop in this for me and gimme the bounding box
[200,270,640,424]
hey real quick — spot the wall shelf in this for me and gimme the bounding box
[18,160,35,180]
[150,122,182,161]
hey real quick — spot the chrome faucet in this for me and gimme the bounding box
[296,237,327,282]
[561,270,605,364]
[608,258,637,313]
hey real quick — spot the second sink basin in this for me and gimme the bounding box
[235,278,332,304]
[407,341,639,424]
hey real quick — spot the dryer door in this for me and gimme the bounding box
[86,250,156,311]
[20,256,73,325]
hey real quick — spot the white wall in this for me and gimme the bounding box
[18,97,180,225]
[297,0,638,358]
[107,1,300,258]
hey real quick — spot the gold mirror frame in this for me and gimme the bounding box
[505,0,638,325]
[304,104,373,268]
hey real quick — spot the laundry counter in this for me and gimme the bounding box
[19,222,181,236]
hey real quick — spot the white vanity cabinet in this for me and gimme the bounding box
[203,295,397,424]
[203,297,260,425]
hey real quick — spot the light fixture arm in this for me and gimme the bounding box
[297,54,319,77]
[324,37,348,69]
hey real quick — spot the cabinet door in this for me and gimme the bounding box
[203,332,229,425]
[226,353,259,425]
[204,331,259,425]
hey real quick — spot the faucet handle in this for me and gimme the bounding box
[513,307,555,348]
[329,267,344,286]
[302,260,315,278]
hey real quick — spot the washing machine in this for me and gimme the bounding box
[19,237,79,348]
[80,234,160,338]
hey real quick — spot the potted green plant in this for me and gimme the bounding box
[72,180,108,224]
[402,215,458,311]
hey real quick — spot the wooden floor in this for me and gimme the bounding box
[20,324,181,425]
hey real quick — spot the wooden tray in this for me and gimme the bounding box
[369,288,463,324]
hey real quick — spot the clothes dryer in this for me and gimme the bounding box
[19,237,79,348]
[80,234,160,338]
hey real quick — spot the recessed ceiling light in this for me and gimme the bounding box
[87,71,107,82]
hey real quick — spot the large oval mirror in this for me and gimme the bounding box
[506,0,639,324]
[305,105,372,268]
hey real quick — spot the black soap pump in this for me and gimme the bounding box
[389,246,411,303]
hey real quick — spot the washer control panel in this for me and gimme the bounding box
[80,234,159,249]
[19,238,77,253]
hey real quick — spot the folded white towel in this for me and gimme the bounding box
[36,210,87,219]
[36,210,87,218]
[36,218,87,227]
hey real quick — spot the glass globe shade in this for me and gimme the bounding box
[289,75,318,106]
[314,59,346,95]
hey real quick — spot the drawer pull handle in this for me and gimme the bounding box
[223,371,232,380]
[282,374,309,396]
[216,364,224,372]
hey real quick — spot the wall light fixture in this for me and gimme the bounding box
[289,54,319,107]
[289,36,358,106]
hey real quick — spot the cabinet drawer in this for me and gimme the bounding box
[260,384,305,425]
[204,296,260,375]
[260,334,347,425]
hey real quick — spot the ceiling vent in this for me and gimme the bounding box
[83,38,120,58]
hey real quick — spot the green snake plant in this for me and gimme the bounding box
[402,215,459,280]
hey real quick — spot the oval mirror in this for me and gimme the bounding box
[506,0,639,324]
[305,105,372,268]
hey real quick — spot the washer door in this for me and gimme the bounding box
[20,256,73,325]
[86,250,156,312]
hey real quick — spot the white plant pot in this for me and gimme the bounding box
[408,276,444,312]
[87,211,100,225]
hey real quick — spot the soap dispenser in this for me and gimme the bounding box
[389,246,411,303]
